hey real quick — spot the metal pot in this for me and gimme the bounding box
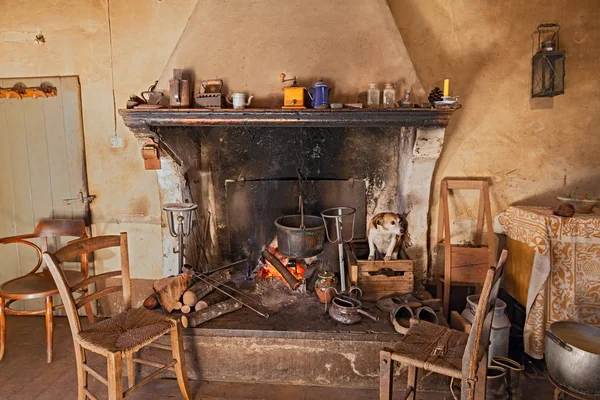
[328,295,378,325]
[275,214,325,258]
[545,321,600,396]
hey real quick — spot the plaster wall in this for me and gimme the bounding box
[387,0,600,277]
[2,0,598,283]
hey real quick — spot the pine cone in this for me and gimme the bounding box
[428,87,444,104]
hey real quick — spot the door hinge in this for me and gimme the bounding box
[63,190,96,205]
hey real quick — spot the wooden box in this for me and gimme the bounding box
[345,241,414,301]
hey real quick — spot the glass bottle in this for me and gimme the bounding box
[382,83,396,108]
[367,83,380,108]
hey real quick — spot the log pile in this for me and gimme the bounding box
[143,268,242,328]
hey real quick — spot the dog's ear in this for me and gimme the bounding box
[372,214,382,229]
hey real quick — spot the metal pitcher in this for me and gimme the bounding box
[307,79,332,109]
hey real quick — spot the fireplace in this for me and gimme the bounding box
[121,108,456,282]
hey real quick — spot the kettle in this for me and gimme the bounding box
[307,79,332,109]
[226,93,254,110]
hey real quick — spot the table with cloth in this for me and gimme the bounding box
[494,206,600,359]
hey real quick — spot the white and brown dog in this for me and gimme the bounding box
[367,212,410,261]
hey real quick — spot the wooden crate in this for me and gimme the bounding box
[345,241,414,301]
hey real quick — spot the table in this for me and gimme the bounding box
[494,206,600,359]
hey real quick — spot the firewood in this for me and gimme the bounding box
[142,293,159,309]
[181,299,242,328]
[181,305,192,314]
[172,301,183,311]
[182,291,198,306]
[187,270,231,300]
[153,273,193,313]
[193,287,233,311]
[262,250,301,289]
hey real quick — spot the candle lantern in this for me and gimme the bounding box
[163,202,198,274]
[531,23,565,98]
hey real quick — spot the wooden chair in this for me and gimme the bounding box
[380,249,507,400]
[0,219,92,363]
[43,233,192,400]
[436,178,496,319]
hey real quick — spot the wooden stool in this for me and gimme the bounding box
[436,178,496,318]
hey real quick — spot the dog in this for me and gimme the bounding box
[367,212,410,261]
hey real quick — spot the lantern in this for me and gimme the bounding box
[532,23,565,98]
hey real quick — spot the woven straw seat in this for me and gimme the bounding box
[77,308,176,356]
[392,320,469,379]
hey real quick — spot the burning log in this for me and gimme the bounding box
[261,250,301,290]
[184,269,231,302]
[181,299,242,328]
[153,274,193,312]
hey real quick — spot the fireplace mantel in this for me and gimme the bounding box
[119,108,459,134]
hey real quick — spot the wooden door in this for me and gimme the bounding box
[0,76,92,311]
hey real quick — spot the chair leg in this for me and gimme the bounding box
[74,343,87,400]
[0,297,5,360]
[126,352,135,388]
[107,352,124,400]
[443,278,451,320]
[45,296,54,363]
[474,352,488,400]
[407,366,417,400]
[379,350,394,400]
[170,323,193,400]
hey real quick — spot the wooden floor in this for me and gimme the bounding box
[0,316,558,400]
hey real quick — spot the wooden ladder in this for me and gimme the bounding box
[436,178,496,318]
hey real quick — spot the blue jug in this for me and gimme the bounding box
[307,79,332,108]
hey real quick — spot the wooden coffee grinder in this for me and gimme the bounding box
[279,73,306,109]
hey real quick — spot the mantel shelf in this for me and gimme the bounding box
[119,107,460,132]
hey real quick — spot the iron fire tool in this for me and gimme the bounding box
[321,206,356,292]
[191,272,270,319]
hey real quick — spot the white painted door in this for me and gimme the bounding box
[0,76,91,311]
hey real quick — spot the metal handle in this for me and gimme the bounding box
[201,79,223,92]
[358,309,379,321]
[546,330,573,352]
[307,86,314,100]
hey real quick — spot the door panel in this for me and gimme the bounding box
[0,76,91,312]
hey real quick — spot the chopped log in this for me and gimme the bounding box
[182,291,198,306]
[187,269,231,300]
[181,299,242,328]
[142,293,159,310]
[262,250,301,290]
[172,301,183,311]
[194,286,234,311]
[181,305,191,314]
[153,274,192,313]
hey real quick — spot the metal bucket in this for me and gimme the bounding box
[275,215,325,258]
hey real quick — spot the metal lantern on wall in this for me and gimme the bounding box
[532,23,565,98]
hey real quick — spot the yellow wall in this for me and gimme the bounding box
[2,0,598,280]
[387,0,600,275]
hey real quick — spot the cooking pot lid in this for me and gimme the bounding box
[550,321,600,355]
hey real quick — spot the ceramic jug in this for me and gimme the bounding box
[315,271,337,303]
[307,79,332,109]
[226,93,253,109]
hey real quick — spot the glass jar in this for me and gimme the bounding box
[367,83,380,108]
[382,83,396,108]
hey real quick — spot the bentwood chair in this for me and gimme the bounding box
[380,249,507,400]
[43,233,192,400]
[0,219,92,363]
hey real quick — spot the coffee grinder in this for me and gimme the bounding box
[279,73,306,109]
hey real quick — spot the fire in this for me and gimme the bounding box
[259,245,307,282]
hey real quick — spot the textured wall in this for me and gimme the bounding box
[387,0,600,277]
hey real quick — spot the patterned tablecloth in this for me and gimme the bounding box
[494,206,600,359]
